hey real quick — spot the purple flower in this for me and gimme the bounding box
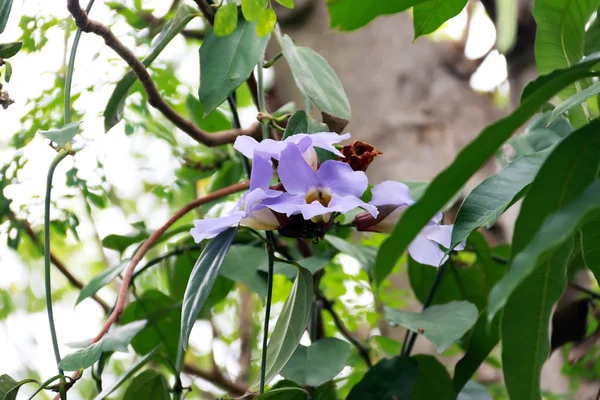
[190,154,281,242]
[234,132,351,170]
[263,143,378,222]
[355,180,464,267]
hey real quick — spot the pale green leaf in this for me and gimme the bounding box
[214,3,239,37]
[256,8,276,36]
[242,0,267,21]
[38,122,81,146]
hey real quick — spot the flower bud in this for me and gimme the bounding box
[302,146,319,171]
[241,208,281,231]
[339,140,382,172]
[354,205,406,233]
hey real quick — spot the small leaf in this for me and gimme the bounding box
[411,355,457,400]
[495,0,517,54]
[347,356,418,400]
[214,3,239,37]
[413,0,468,40]
[256,8,277,37]
[242,0,266,22]
[59,341,103,371]
[276,0,294,9]
[4,60,12,83]
[283,110,329,139]
[77,260,128,305]
[102,320,148,352]
[0,41,21,58]
[180,227,238,350]
[385,301,478,353]
[123,370,170,400]
[280,338,351,387]
[256,387,309,399]
[38,122,81,146]
[0,0,14,34]
[102,232,149,253]
[549,80,600,124]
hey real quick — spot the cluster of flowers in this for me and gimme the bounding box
[190,132,462,266]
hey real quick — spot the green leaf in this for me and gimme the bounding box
[451,149,551,249]
[76,260,128,305]
[38,122,81,146]
[0,374,38,400]
[276,0,294,9]
[325,235,376,274]
[533,0,599,127]
[123,370,170,400]
[457,381,492,400]
[186,95,232,132]
[347,356,418,400]
[102,232,149,253]
[374,53,600,286]
[413,0,468,40]
[93,347,161,400]
[103,4,197,132]
[180,227,238,350]
[488,121,600,320]
[281,338,351,386]
[549,80,600,124]
[199,18,269,116]
[326,0,430,31]
[256,388,308,399]
[281,34,351,122]
[582,214,600,280]
[0,41,21,58]
[283,110,329,138]
[255,265,314,389]
[0,0,14,33]
[242,0,267,21]
[585,15,600,55]
[219,245,268,299]
[214,3,239,37]
[410,355,456,400]
[101,320,148,352]
[385,301,478,352]
[372,335,402,357]
[4,61,12,83]
[59,342,103,371]
[257,8,277,36]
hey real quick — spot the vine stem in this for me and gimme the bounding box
[256,55,270,141]
[260,231,276,394]
[45,149,70,400]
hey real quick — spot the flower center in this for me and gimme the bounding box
[305,188,332,207]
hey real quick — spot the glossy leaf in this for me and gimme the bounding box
[76,260,128,305]
[374,53,600,286]
[256,387,309,400]
[533,0,599,126]
[257,8,277,36]
[242,0,267,21]
[549,80,600,124]
[123,370,169,400]
[257,265,314,388]
[0,0,13,33]
[214,3,239,37]
[199,18,269,115]
[410,355,456,400]
[38,122,80,146]
[3,60,11,83]
[281,34,350,122]
[413,0,468,40]
[347,356,418,400]
[103,5,197,132]
[327,0,429,31]
[281,338,351,386]
[0,41,21,59]
[276,0,294,8]
[385,301,478,353]
[283,110,329,139]
[325,235,375,274]
[180,227,237,350]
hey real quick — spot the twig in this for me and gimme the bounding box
[182,363,247,396]
[56,181,250,398]
[66,0,261,147]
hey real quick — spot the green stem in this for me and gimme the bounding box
[260,231,276,394]
[262,52,282,69]
[256,56,270,141]
[45,149,70,399]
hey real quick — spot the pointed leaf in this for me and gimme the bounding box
[0,41,21,59]
[214,3,239,37]
[0,375,38,400]
[347,356,418,400]
[77,260,129,305]
[549,80,600,124]
[0,0,14,33]
[123,370,169,400]
[327,0,430,31]
[257,8,276,36]
[59,341,103,371]
[413,0,468,40]
[199,18,269,115]
[38,122,81,146]
[411,355,456,400]
[385,301,478,353]
[180,227,238,350]
[102,320,148,352]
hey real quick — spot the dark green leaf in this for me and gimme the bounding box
[38,122,80,146]
[374,53,600,286]
[457,381,492,400]
[123,370,169,400]
[4,61,12,83]
[582,214,600,280]
[585,14,600,55]
[385,301,478,353]
[410,355,456,400]
[77,260,128,305]
[327,0,429,31]
[103,5,197,132]
[549,80,600,124]
[199,18,269,115]
[347,356,418,400]
[0,41,21,58]
[325,234,375,274]
[281,34,350,122]
[256,387,309,399]
[282,110,329,139]
[219,244,268,299]
[214,3,239,37]
[0,0,14,33]
[59,342,103,371]
[257,8,276,36]
[186,95,232,133]
[281,338,351,386]
[180,227,238,350]
[102,232,149,253]
[413,0,468,40]
[533,0,599,127]
[0,374,38,400]
[242,0,267,21]
[372,335,402,357]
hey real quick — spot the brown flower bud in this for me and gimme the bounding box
[339,140,383,172]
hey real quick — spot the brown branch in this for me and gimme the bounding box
[183,363,247,397]
[67,0,261,147]
[56,181,250,399]
[237,287,253,386]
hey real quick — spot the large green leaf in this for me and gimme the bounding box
[280,34,351,123]
[346,356,418,400]
[0,0,14,33]
[180,227,237,350]
[374,53,600,286]
[385,301,478,353]
[280,338,351,387]
[123,370,170,400]
[326,0,430,31]
[199,18,269,116]
[76,260,128,305]
[585,15,600,55]
[413,0,468,40]
[255,265,313,389]
[103,5,197,132]
[410,355,456,400]
[533,0,599,126]
[282,110,329,139]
